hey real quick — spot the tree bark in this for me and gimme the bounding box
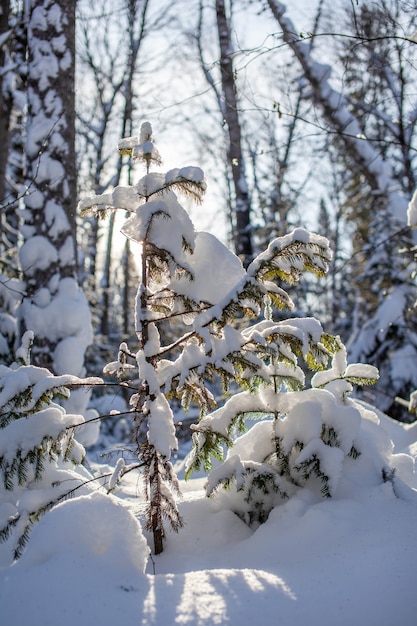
[0,0,11,209]
[215,0,253,264]
[100,0,148,336]
[21,0,91,378]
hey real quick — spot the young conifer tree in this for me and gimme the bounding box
[0,331,98,560]
[189,339,383,526]
[79,122,343,553]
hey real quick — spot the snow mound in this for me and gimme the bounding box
[20,491,149,573]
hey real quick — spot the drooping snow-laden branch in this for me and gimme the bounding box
[266,0,412,228]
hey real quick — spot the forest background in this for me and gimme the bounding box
[1,0,417,440]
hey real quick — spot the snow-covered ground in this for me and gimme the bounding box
[0,412,416,626]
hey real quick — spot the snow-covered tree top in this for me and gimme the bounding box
[118,121,162,166]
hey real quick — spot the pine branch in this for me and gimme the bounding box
[248,230,332,285]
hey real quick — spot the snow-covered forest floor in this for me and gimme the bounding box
[1,409,416,626]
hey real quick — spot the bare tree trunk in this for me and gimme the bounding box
[100,210,115,336]
[100,0,149,336]
[122,239,131,336]
[215,0,252,264]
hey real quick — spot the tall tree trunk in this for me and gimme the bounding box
[100,0,148,336]
[20,0,92,388]
[215,0,252,264]
[0,0,11,209]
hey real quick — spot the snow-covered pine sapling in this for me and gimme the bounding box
[0,331,99,560]
[191,338,380,527]
[80,122,206,554]
[79,122,335,553]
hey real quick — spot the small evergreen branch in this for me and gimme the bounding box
[242,468,290,526]
[185,430,230,478]
[321,424,340,447]
[152,178,207,205]
[294,453,331,498]
[13,520,32,560]
[146,239,194,283]
[0,514,19,544]
[274,437,291,478]
[348,445,361,459]
[247,231,332,285]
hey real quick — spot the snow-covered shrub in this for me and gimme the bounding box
[0,331,99,561]
[189,339,413,527]
[79,121,336,553]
